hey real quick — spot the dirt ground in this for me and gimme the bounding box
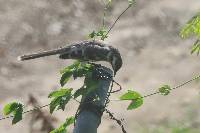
[0,0,200,133]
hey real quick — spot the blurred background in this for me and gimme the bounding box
[0,0,200,132]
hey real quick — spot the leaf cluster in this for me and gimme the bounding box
[88,28,108,41]
[48,61,100,132]
[180,13,200,39]
[60,60,100,99]
[128,0,135,6]
[88,0,135,41]
[3,102,23,124]
[180,12,200,55]
[48,88,73,114]
[60,61,93,87]
[158,85,171,96]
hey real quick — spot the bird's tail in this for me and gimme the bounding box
[18,47,69,61]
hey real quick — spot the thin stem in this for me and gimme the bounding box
[1,75,199,121]
[172,75,200,90]
[110,74,200,101]
[102,7,107,28]
[106,5,131,36]
[101,0,108,28]
[137,75,200,99]
[0,96,80,121]
[105,108,127,133]
[71,95,81,103]
[110,80,122,93]
[0,104,50,121]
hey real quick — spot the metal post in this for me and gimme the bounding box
[73,66,113,133]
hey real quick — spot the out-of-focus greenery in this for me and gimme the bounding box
[180,12,200,55]
[120,90,143,110]
[180,13,200,39]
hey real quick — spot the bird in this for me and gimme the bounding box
[18,40,122,75]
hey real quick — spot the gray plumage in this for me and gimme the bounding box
[18,40,122,75]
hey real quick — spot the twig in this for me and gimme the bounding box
[105,108,127,133]
[106,5,131,36]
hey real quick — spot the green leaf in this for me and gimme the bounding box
[88,28,108,40]
[127,98,143,110]
[60,61,80,74]
[73,63,93,79]
[96,28,108,41]
[180,12,200,55]
[191,40,200,55]
[60,71,73,87]
[3,102,19,115]
[120,90,141,100]
[64,116,74,127]
[158,85,171,96]
[58,96,71,111]
[3,102,23,124]
[60,62,93,84]
[180,13,200,39]
[12,104,23,124]
[49,88,72,114]
[50,116,74,133]
[50,97,61,114]
[50,124,66,133]
[120,90,143,110]
[50,96,71,113]
[128,0,134,6]
[88,31,96,39]
[48,88,72,98]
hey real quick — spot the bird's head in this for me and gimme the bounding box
[109,46,122,76]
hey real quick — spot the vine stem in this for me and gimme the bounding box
[0,104,50,121]
[0,75,199,121]
[110,74,200,101]
[105,108,127,133]
[171,75,200,90]
[0,96,79,121]
[140,74,200,99]
[106,5,131,36]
